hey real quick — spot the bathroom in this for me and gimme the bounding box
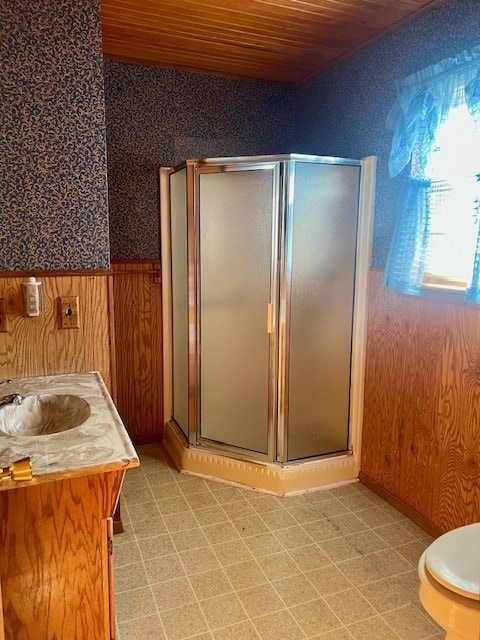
[1,0,479,638]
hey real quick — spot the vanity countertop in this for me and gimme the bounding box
[0,371,138,490]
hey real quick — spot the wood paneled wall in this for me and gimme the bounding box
[111,261,163,443]
[361,270,480,533]
[0,274,113,391]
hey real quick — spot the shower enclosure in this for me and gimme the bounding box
[161,154,375,466]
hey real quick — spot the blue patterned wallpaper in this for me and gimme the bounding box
[294,0,480,268]
[1,0,109,271]
[104,63,294,260]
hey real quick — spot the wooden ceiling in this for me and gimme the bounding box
[100,0,443,86]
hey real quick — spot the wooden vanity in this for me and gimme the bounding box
[0,372,138,640]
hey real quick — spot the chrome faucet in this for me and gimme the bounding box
[0,394,23,408]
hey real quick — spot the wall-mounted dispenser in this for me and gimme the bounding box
[22,277,42,317]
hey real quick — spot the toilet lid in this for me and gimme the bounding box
[425,523,480,601]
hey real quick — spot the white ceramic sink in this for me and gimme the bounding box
[0,394,91,437]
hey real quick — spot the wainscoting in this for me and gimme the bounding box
[0,272,114,391]
[111,261,163,443]
[361,270,480,533]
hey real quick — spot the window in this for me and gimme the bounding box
[423,103,480,288]
[383,45,480,301]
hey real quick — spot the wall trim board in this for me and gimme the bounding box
[107,275,118,406]
[0,270,112,278]
[111,260,161,265]
[359,471,444,538]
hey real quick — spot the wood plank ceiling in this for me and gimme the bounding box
[100,0,443,86]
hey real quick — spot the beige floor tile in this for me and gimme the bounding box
[145,470,177,488]
[173,527,209,552]
[260,509,297,531]
[256,551,300,580]
[195,506,229,526]
[273,573,319,607]
[328,513,369,536]
[329,485,359,498]
[212,620,261,640]
[399,520,433,541]
[163,510,200,532]
[114,522,136,544]
[233,514,269,538]
[151,576,196,612]
[311,628,353,639]
[382,604,439,640]
[245,531,284,556]
[336,556,384,586]
[189,568,233,600]
[150,482,183,500]
[155,495,191,515]
[315,499,351,517]
[287,504,326,524]
[119,613,165,639]
[221,500,257,520]
[302,519,339,542]
[115,541,141,567]
[338,492,378,512]
[132,516,168,539]
[180,547,220,575]
[324,589,376,625]
[160,603,208,640]
[289,544,331,572]
[212,539,253,566]
[252,609,304,640]
[115,562,149,593]
[344,530,389,555]
[274,525,314,549]
[116,586,157,622]
[146,553,186,585]
[213,487,246,504]
[306,489,338,504]
[347,615,401,639]
[139,533,176,560]
[358,572,418,613]
[319,536,361,563]
[375,523,418,547]
[177,477,209,495]
[200,592,248,630]
[202,521,240,545]
[366,548,413,577]
[122,486,155,506]
[355,507,395,529]
[128,500,162,521]
[237,582,285,618]
[396,540,430,566]
[290,598,342,636]
[249,495,285,513]
[224,559,267,590]
[185,491,219,510]
[306,564,353,596]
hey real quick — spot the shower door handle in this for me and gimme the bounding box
[267,303,273,334]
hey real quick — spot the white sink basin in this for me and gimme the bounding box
[0,394,91,437]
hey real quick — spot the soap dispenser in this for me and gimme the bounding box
[22,277,42,317]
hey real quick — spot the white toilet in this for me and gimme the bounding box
[418,522,480,639]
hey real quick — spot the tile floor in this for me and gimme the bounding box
[114,444,443,640]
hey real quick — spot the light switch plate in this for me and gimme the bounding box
[0,298,7,333]
[58,296,80,329]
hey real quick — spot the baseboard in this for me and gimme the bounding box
[162,421,361,495]
[359,471,444,538]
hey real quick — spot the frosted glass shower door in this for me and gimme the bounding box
[169,168,189,438]
[198,166,277,455]
[286,161,361,461]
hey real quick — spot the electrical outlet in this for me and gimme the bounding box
[0,298,7,333]
[58,296,80,329]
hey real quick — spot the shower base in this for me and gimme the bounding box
[162,421,360,495]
